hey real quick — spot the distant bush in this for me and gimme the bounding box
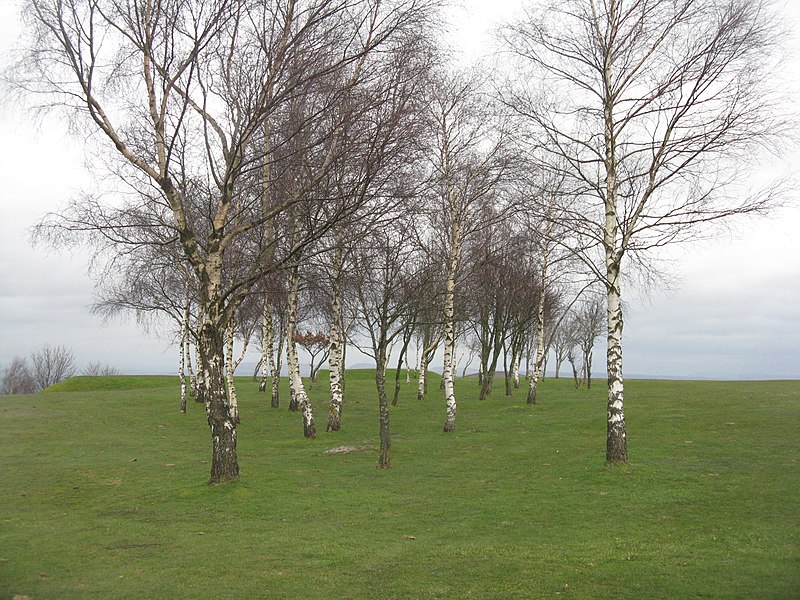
[30,345,77,390]
[82,362,121,376]
[3,349,121,394]
[1,356,37,395]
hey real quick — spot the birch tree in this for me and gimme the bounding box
[574,297,604,388]
[501,0,786,462]
[17,0,440,483]
[351,219,423,468]
[425,67,512,431]
[88,238,200,411]
[1,358,37,395]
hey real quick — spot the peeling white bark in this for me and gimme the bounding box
[259,307,270,393]
[602,29,627,462]
[327,244,344,431]
[442,223,461,432]
[225,321,239,424]
[179,289,190,414]
[527,247,549,404]
[287,262,316,438]
[605,264,627,461]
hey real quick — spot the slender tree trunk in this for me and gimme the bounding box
[392,326,412,407]
[605,260,627,462]
[340,324,347,395]
[194,304,205,404]
[503,342,513,397]
[263,306,279,406]
[376,352,391,468]
[512,341,522,389]
[259,306,271,392]
[586,349,593,389]
[286,263,316,437]
[480,352,499,400]
[287,272,301,412]
[527,252,548,404]
[527,330,545,405]
[179,340,187,413]
[442,236,459,430]
[186,337,197,397]
[327,244,345,431]
[260,117,281,410]
[225,321,240,424]
[524,335,533,382]
[179,289,190,413]
[479,323,502,401]
[417,351,429,401]
[309,356,318,384]
[272,333,283,409]
[568,349,581,389]
[602,31,627,463]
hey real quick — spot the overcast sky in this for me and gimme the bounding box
[1,0,798,380]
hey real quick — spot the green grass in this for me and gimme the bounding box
[1,371,798,599]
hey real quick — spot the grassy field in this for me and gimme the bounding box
[1,371,798,599]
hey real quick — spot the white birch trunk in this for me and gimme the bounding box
[605,261,627,461]
[271,330,282,408]
[196,261,239,483]
[602,27,628,462]
[287,263,316,438]
[258,307,270,393]
[185,336,197,398]
[327,244,344,431]
[179,332,187,414]
[442,225,461,432]
[261,306,280,408]
[198,316,238,484]
[179,289,190,413]
[194,304,205,404]
[225,321,239,424]
[527,249,549,405]
[417,353,429,401]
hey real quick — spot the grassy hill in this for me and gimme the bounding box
[1,372,798,598]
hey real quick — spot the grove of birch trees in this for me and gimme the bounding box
[11,0,787,482]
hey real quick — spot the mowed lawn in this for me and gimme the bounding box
[1,372,797,599]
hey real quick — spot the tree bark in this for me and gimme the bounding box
[179,289,190,413]
[224,321,240,424]
[327,244,345,431]
[198,316,239,485]
[272,332,283,409]
[442,223,460,430]
[417,351,429,401]
[605,261,627,462]
[286,263,316,438]
[376,353,391,468]
[392,325,413,407]
[602,18,628,462]
[194,304,205,404]
[527,243,549,404]
[259,306,271,393]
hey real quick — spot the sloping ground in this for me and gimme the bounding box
[43,375,176,393]
[1,374,798,599]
